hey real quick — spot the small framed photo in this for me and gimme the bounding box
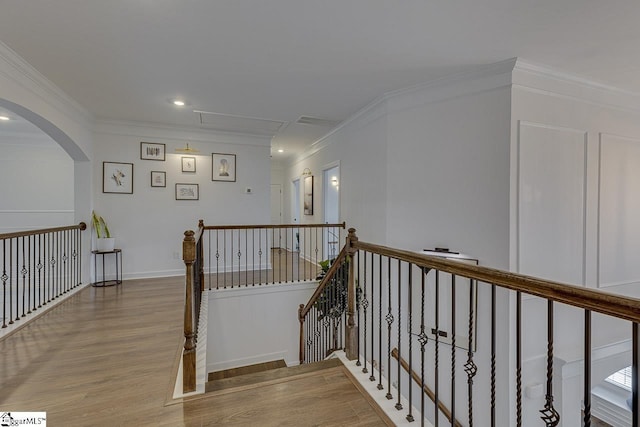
[303,175,313,215]
[175,183,199,200]
[182,156,196,172]
[103,162,133,194]
[212,153,236,182]
[150,171,166,187]
[140,142,165,161]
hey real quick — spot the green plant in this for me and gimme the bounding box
[91,211,111,238]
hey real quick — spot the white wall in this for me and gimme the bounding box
[92,121,271,279]
[206,281,317,371]
[0,132,74,232]
[511,59,640,426]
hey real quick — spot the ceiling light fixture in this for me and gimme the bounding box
[173,100,186,107]
[0,115,10,121]
[302,168,312,177]
[277,149,284,153]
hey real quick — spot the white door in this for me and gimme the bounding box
[270,184,282,224]
[323,165,340,259]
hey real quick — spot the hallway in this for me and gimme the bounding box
[0,277,384,426]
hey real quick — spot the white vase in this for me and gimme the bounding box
[96,237,115,252]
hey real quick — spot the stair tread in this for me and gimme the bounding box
[205,358,342,394]
[207,359,287,382]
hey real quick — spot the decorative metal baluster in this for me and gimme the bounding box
[396,260,403,411]
[314,228,319,275]
[407,262,414,422]
[633,322,639,427]
[419,268,428,427]
[362,251,369,374]
[16,236,21,320]
[583,309,591,427]
[245,229,249,286]
[43,234,48,305]
[237,231,242,286]
[28,235,33,313]
[540,300,560,426]
[516,291,522,427]
[385,258,394,399]
[451,275,456,427]
[465,280,477,427]
[223,230,228,289]
[378,254,383,390]
[491,284,496,427]
[370,252,375,382]
[9,239,13,324]
[435,270,440,426]
[63,230,68,293]
[2,239,7,328]
[356,251,362,367]
[72,230,78,290]
[21,236,27,317]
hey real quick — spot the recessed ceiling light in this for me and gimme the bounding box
[0,115,10,121]
[277,149,284,153]
[173,100,185,107]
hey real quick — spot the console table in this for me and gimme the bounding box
[91,248,122,287]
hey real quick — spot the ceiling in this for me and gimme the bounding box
[0,1,639,159]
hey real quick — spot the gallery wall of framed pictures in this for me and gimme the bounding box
[102,141,240,201]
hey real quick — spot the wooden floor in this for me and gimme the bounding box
[0,276,385,426]
[205,248,323,289]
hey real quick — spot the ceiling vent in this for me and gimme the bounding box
[195,110,287,136]
[296,116,340,127]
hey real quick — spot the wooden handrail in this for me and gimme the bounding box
[0,222,87,240]
[354,240,640,323]
[298,244,349,320]
[391,348,463,427]
[201,222,346,231]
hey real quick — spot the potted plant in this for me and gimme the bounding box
[92,211,115,252]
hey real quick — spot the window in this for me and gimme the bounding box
[606,366,632,391]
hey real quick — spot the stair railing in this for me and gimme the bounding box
[182,222,204,393]
[300,228,640,426]
[0,222,86,331]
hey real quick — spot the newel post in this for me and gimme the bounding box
[345,228,359,360]
[182,230,197,393]
[198,220,205,292]
[298,304,305,364]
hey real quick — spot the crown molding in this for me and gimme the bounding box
[0,41,93,124]
[93,118,272,147]
[512,58,640,112]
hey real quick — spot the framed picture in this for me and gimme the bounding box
[303,175,313,215]
[140,142,166,161]
[175,183,199,200]
[103,162,133,194]
[181,156,196,172]
[212,153,236,182]
[150,171,166,187]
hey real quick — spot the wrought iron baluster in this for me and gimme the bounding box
[451,275,456,427]
[583,309,591,427]
[21,236,27,317]
[237,230,241,287]
[435,270,440,426]
[378,254,383,390]
[245,229,248,286]
[396,260,403,411]
[491,284,496,427]
[356,251,362,367]
[362,251,369,374]
[407,262,414,422]
[633,322,639,427]
[63,230,68,293]
[224,230,227,289]
[516,291,522,427]
[419,268,428,427]
[9,238,13,324]
[385,258,394,399]
[540,299,560,426]
[369,252,375,382]
[2,239,6,328]
[465,280,477,427]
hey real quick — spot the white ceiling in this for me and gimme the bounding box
[0,1,639,159]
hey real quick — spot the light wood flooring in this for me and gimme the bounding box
[0,276,385,426]
[205,248,323,289]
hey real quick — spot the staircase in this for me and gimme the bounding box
[196,358,390,426]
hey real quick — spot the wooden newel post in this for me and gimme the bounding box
[182,230,197,393]
[197,220,205,292]
[298,304,305,365]
[345,228,359,360]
